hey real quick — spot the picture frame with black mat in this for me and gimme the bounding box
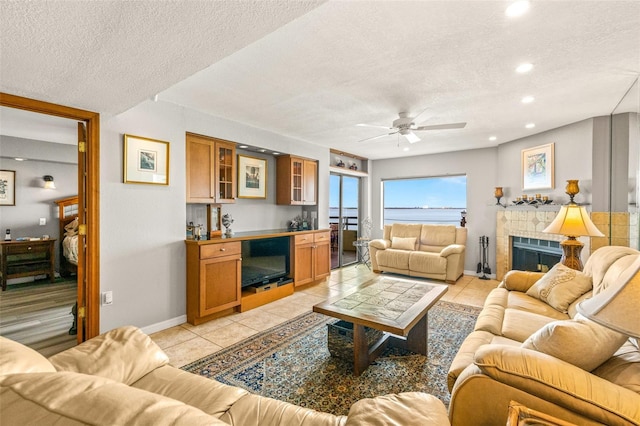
[237,154,267,199]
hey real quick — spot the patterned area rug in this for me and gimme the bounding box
[183,301,480,416]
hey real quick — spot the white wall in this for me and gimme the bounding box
[497,118,594,205]
[100,101,330,332]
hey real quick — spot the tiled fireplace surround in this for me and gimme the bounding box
[495,209,637,280]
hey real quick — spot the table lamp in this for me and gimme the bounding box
[543,203,604,271]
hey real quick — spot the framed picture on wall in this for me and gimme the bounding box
[522,143,554,190]
[237,154,267,199]
[123,134,169,185]
[0,170,16,206]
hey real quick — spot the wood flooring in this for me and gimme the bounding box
[0,280,77,357]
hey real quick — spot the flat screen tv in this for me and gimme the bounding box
[241,236,290,288]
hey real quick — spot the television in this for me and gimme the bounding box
[241,236,290,288]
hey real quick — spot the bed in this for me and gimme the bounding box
[54,196,79,277]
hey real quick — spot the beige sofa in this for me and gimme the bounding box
[369,224,467,283]
[447,245,640,425]
[0,326,450,426]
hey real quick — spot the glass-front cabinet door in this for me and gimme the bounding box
[216,141,236,203]
[291,157,304,204]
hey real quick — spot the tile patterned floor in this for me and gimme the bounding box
[150,266,499,367]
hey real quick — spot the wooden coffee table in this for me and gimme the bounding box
[313,277,447,375]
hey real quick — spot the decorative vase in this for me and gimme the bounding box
[222,214,234,236]
[565,180,580,203]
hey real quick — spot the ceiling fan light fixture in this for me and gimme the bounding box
[402,131,421,144]
[506,0,530,17]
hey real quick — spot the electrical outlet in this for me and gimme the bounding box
[102,291,113,306]
[39,218,46,226]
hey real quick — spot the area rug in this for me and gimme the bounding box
[183,301,480,415]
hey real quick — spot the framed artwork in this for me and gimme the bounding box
[123,134,169,185]
[0,170,16,206]
[237,155,267,199]
[522,143,554,190]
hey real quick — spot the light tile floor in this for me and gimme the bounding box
[150,266,499,367]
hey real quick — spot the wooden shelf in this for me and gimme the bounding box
[329,166,368,177]
[240,282,294,312]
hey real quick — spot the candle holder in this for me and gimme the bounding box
[565,179,580,203]
[494,187,507,208]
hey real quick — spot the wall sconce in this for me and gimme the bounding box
[494,187,507,207]
[43,175,56,189]
[460,210,467,227]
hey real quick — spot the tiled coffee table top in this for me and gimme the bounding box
[313,276,447,335]
[330,279,436,320]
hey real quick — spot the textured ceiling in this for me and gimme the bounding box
[1,1,639,160]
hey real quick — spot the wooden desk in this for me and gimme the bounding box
[0,239,56,291]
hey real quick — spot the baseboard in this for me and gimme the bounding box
[464,269,497,280]
[140,315,187,335]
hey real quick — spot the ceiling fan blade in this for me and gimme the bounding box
[410,106,431,123]
[357,131,398,143]
[356,123,394,130]
[404,131,421,144]
[413,122,467,131]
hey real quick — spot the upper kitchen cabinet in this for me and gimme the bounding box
[186,133,236,204]
[276,155,317,205]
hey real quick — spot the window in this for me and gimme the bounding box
[382,175,467,225]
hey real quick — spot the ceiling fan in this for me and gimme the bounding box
[356,111,466,144]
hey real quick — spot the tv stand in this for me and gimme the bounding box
[185,229,329,325]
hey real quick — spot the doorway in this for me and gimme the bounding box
[0,93,100,348]
[329,173,361,269]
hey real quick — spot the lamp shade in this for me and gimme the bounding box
[542,204,604,237]
[577,257,640,338]
[43,175,56,189]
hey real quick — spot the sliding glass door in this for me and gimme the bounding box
[329,173,360,269]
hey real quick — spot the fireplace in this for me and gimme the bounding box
[511,236,562,272]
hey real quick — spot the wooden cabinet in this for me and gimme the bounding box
[276,155,317,205]
[186,133,236,204]
[1,240,56,291]
[186,241,241,324]
[292,231,330,287]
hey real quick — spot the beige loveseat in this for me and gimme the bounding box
[0,326,450,425]
[369,224,467,283]
[447,245,640,425]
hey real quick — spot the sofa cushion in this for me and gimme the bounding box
[0,371,225,425]
[50,325,169,385]
[408,251,446,274]
[389,223,422,239]
[0,336,56,377]
[526,263,592,313]
[376,249,410,270]
[345,392,449,426]
[132,365,249,419]
[507,292,569,320]
[521,314,628,371]
[591,340,640,394]
[391,236,416,251]
[501,309,558,342]
[419,225,456,247]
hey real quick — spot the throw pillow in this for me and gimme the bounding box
[526,263,592,313]
[521,314,628,371]
[391,236,416,251]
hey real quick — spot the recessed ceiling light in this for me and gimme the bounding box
[516,63,533,73]
[525,123,536,129]
[521,96,535,104]
[238,145,248,149]
[489,136,497,141]
[259,149,267,153]
[403,147,410,152]
[505,0,530,17]
[14,157,26,161]
[272,152,280,155]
